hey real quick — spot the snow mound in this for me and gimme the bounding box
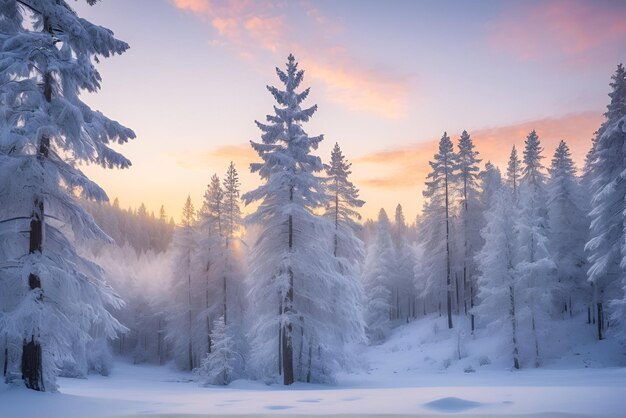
[423,396,483,412]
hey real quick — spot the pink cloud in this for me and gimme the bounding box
[487,0,626,65]
[171,0,408,119]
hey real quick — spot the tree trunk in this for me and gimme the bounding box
[463,177,468,317]
[445,162,453,329]
[223,276,227,325]
[22,169,47,391]
[22,23,53,388]
[531,312,540,367]
[282,187,295,385]
[509,285,520,369]
[306,342,312,383]
[455,274,460,314]
[278,302,282,376]
[597,302,603,341]
[3,338,8,377]
[333,184,339,258]
[188,266,193,370]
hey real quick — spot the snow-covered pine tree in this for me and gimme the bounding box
[478,162,503,212]
[474,185,520,369]
[221,162,245,329]
[0,0,134,390]
[243,55,341,384]
[194,174,226,360]
[165,197,200,371]
[586,64,626,340]
[223,162,242,252]
[422,132,457,329]
[455,131,482,329]
[323,143,366,347]
[547,140,588,317]
[363,209,395,342]
[516,130,555,367]
[195,316,238,386]
[391,204,415,321]
[506,146,522,196]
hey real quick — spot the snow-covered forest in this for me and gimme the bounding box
[0,1,625,416]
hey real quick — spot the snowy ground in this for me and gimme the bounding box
[2,316,625,417]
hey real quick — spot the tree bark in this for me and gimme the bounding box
[509,284,520,369]
[597,302,603,341]
[22,72,51,391]
[282,186,295,385]
[445,159,453,329]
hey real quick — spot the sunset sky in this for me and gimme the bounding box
[75,0,626,222]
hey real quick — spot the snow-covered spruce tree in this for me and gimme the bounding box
[195,316,238,386]
[478,162,503,213]
[516,130,555,367]
[421,132,457,328]
[243,55,343,384]
[474,185,520,369]
[165,197,201,371]
[0,0,134,390]
[221,162,245,330]
[362,209,394,342]
[455,130,481,328]
[223,162,242,253]
[194,174,225,360]
[547,140,588,317]
[391,204,416,321]
[506,145,522,196]
[586,64,626,340]
[323,143,366,346]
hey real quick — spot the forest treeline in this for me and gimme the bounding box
[1,0,625,392]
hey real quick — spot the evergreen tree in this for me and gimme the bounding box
[586,64,626,340]
[165,197,199,371]
[324,143,366,346]
[196,316,238,385]
[547,140,588,316]
[195,175,226,359]
[516,130,555,367]
[455,131,482,327]
[223,162,242,250]
[391,204,415,321]
[363,209,394,342]
[478,162,503,211]
[0,0,133,390]
[506,146,522,195]
[243,55,342,384]
[422,132,457,329]
[475,186,520,369]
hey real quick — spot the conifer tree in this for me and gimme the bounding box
[475,186,520,369]
[223,162,242,250]
[506,146,522,195]
[422,132,457,328]
[586,64,626,339]
[196,316,238,385]
[391,204,415,320]
[547,140,588,316]
[195,175,225,358]
[324,143,366,346]
[363,209,395,342]
[243,55,341,384]
[516,130,555,367]
[455,131,482,328]
[478,162,503,211]
[165,197,199,371]
[0,0,134,390]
